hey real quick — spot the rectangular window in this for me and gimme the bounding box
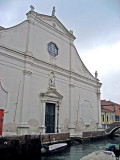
[112,116,114,122]
[107,115,108,122]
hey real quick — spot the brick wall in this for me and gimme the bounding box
[0,133,70,145]
[42,133,70,143]
[106,122,120,133]
[82,131,105,138]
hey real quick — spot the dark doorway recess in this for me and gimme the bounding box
[45,103,55,133]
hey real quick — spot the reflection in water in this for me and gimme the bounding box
[41,137,120,160]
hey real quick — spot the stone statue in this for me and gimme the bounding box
[52,7,55,16]
[49,72,55,87]
[95,71,98,78]
[30,5,35,11]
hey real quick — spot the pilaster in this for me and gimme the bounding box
[17,57,33,135]
[39,101,46,133]
[17,122,29,135]
[68,83,75,135]
[97,80,102,129]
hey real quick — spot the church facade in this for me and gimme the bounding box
[0,7,101,136]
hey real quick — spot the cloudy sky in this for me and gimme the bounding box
[0,0,120,103]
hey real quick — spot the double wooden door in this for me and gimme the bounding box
[45,103,55,133]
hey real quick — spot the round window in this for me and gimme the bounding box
[48,42,58,57]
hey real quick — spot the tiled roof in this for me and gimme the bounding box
[101,100,120,112]
[101,100,120,106]
[101,105,114,112]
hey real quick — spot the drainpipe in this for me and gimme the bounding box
[57,104,60,133]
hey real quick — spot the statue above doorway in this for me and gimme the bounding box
[49,71,55,88]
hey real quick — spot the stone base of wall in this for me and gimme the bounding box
[42,133,70,144]
[0,133,70,158]
[82,131,105,138]
[0,132,70,145]
[0,135,41,159]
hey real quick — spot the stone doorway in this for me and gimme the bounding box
[45,103,55,133]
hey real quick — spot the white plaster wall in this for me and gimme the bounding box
[55,75,70,132]
[0,21,28,52]
[0,10,101,135]
[28,22,71,71]
[71,45,95,80]
[27,65,70,133]
[74,86,99,132]
[0,57,24,133]
[0,49,100,134]
[28,72,48,123]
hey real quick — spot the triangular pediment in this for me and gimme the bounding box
[36,14,76,39]
[46,89,63,99]
[27,11,75,39]
[40,88,63,100]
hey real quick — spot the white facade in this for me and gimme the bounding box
[0,7,101,136]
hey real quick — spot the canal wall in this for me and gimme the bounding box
[82,131,105,138]
[0,135,41,159]
[42,133,70,144]
[70,131,109,144]
[0,133,70,158]
[0,131,113,158]
[81,130,110,143]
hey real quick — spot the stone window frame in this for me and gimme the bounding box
[48,42,58,58]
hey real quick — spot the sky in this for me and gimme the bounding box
[0,0,120,104]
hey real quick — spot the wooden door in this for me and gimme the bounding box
[45,103,55,133]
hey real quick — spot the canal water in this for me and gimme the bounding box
[41,136,120,160]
